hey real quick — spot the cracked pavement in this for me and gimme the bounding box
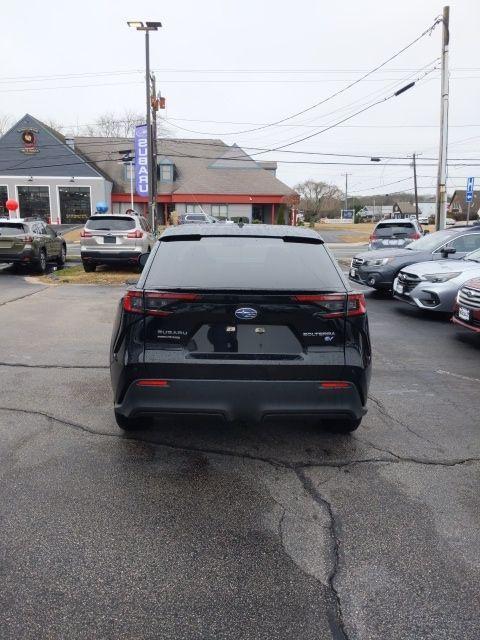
[0,273,479,639]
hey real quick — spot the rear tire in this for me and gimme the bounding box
[114,411,152,430]
[57,244,66,267]
[323,418,362,433]
[36,249,47,274]
[83,261,96,273]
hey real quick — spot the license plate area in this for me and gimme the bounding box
[458,306,471,322]
[103,236,116,244]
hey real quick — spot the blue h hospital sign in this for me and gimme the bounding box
[134,125,149,196]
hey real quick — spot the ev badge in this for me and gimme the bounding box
[235,307,258,320]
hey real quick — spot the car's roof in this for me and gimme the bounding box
[375,219,416,224]
[160,223,324,242]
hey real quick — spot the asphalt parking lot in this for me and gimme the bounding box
[0,270,479,640]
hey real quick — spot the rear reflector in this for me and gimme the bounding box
[320,381,350,389]
[136,379,169,387]
[292,293,366,318]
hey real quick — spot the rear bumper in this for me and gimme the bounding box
[0,248,35,263]
[81,249,141,263]
[115,378,367,422]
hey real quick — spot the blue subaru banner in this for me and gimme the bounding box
[134,125,148,197]
[466,177,474,203]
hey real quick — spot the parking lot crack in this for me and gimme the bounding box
[295,467,350,640]
[369,394,437,446]
[1,405,478,471]
[0,287,49,307]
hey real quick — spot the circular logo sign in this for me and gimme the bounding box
[22,130,35,146]
[235,307,258,320]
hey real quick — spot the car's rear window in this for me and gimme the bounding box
[185,215,206,221]
[0,223,26,235]
[375,222,414,237]
[145,237,344,290]
[85,216,135,231]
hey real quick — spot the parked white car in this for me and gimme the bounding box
[80,213,154,272]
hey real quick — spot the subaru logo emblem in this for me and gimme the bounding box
[235,307,257,320]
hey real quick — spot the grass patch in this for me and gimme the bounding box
[39,264,139,285]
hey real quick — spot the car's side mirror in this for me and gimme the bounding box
[138,252,150,268]
[440,247,456,258]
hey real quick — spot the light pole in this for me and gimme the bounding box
[127,20,162,229]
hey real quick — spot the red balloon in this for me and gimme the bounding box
[5,199,19,212]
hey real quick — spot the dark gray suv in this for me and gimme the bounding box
[349,226,480,292]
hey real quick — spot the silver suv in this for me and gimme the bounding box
[80,214,154,272]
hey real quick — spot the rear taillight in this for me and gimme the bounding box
[346,293,366,317]
[80,229,92,238]
[23,235,34,243]
[292,293,366,318]
[369,234,377,242]
[122,290,202,316]
[123,290,144,314]
[144,291,201,316]
[409,232,421,239]
[127,229,143,238]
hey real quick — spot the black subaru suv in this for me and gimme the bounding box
[110,224,371,432]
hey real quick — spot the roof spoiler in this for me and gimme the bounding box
[161,234,324,244]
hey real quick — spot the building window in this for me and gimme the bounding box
[17,186,50,221]
[211,204,228,219]
[159,163,173,182]
[0,186,7,215]
[58,187,91,224]
[186,204,203,214]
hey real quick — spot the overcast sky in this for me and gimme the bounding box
[1,0,479,198]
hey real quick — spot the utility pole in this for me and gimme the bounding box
[151,72,158,227]
[436,6,450,231]
[343,173,348,220]
[413,152,419,220]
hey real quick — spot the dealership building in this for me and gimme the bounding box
[0,114,112,223]
[0,114,296,224]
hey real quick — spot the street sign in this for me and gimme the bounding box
[466,177,474,203]
[341,209,355,219]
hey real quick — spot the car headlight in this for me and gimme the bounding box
[420,272,461,283]
[364,257,393,266]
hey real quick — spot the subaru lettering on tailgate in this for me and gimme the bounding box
[235,307,258,320]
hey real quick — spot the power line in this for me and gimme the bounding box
[158,19,442,138]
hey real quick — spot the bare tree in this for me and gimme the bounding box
[295,180,343,220]
[83,109,169,138]
[0,114,12,136]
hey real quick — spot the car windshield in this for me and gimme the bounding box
[86,216,135,231]
[0,223,26,235]
[145,237,344,290]
[406,230,455,251]
[374,223,414,237]
[465,248,480,263]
